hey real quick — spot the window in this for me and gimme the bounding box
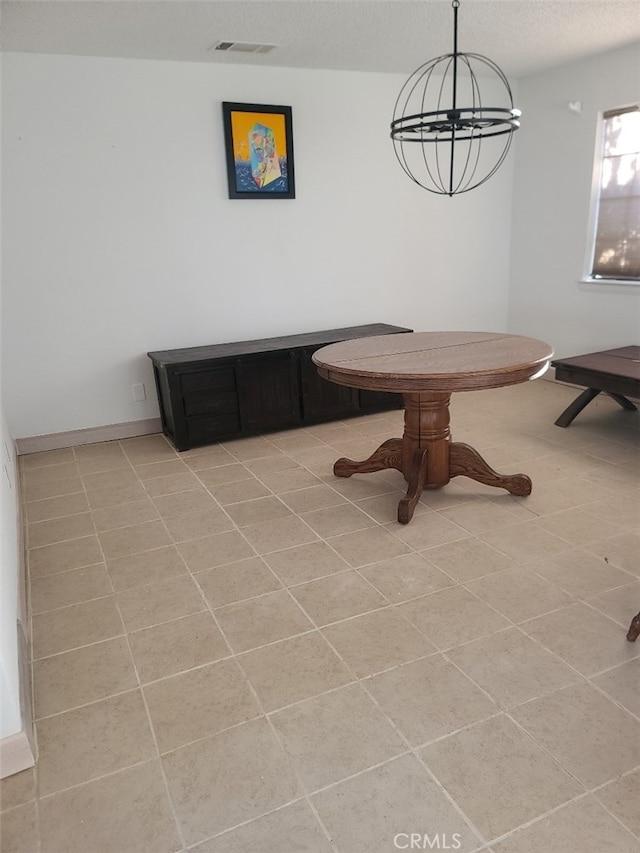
[587,104,640,283]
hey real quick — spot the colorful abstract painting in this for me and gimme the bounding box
[222,103,295,199]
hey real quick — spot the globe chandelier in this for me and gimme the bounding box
[390,0,521,196]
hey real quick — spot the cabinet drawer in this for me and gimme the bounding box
[186,413,240,442]
[183,390,238,417]
[180,367,236,394]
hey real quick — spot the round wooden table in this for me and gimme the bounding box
[312,331,553,523]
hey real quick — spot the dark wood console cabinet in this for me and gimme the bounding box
[148,323,412,451]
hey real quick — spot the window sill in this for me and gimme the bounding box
[580,277,640,288]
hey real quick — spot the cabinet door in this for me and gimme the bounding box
[236,353,301,432]
[300,347,359,420]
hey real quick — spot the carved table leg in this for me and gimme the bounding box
[449,442,532,496]
[627,611,640,642]
[398,447,429,524]
[334,437,403,478]
[330,391,535,523]
[392,393,452,522]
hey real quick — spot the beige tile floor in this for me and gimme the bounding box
[1,379,640,853]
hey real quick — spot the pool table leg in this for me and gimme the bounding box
[555,387,638,428]
[554,387,601,427]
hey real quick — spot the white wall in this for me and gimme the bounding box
[0,57,22,741]
[0,410,22,738]
[508,42,640,358]
[1,52,514,439]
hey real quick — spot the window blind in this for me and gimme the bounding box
[591,105,640,281]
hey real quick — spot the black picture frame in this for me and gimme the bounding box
[222,102,296,199]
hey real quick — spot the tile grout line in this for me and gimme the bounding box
[72,438,189,851]
[113,440,236,851]
[483,790,596,848]
[278,482,640,843]
[23,448,89,850]
[584,674,640,725]
[267,578,491,849]
[18,405,640,850]
[157,493,344,853]
[190,441,405,582]
[19,454,45,853]
[97,440,190,851]
[136,459,343,851]
[148,426,483,848]
[589,765,640,844]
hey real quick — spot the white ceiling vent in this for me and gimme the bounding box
[211,40,278,55]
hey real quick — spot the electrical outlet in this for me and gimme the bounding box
[132,383,146,402]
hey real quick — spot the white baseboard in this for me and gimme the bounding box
[0,730,35,779]
[15,418,163,455]
[1,621,36,780]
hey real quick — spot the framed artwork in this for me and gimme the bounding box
[222,102,296,199]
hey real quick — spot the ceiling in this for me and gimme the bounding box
[1,0,639,79]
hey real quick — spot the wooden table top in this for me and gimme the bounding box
[313,331,554,393]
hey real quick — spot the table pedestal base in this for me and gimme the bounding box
[334,392,532,524]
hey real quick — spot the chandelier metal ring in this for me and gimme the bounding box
[390,0,521,196]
